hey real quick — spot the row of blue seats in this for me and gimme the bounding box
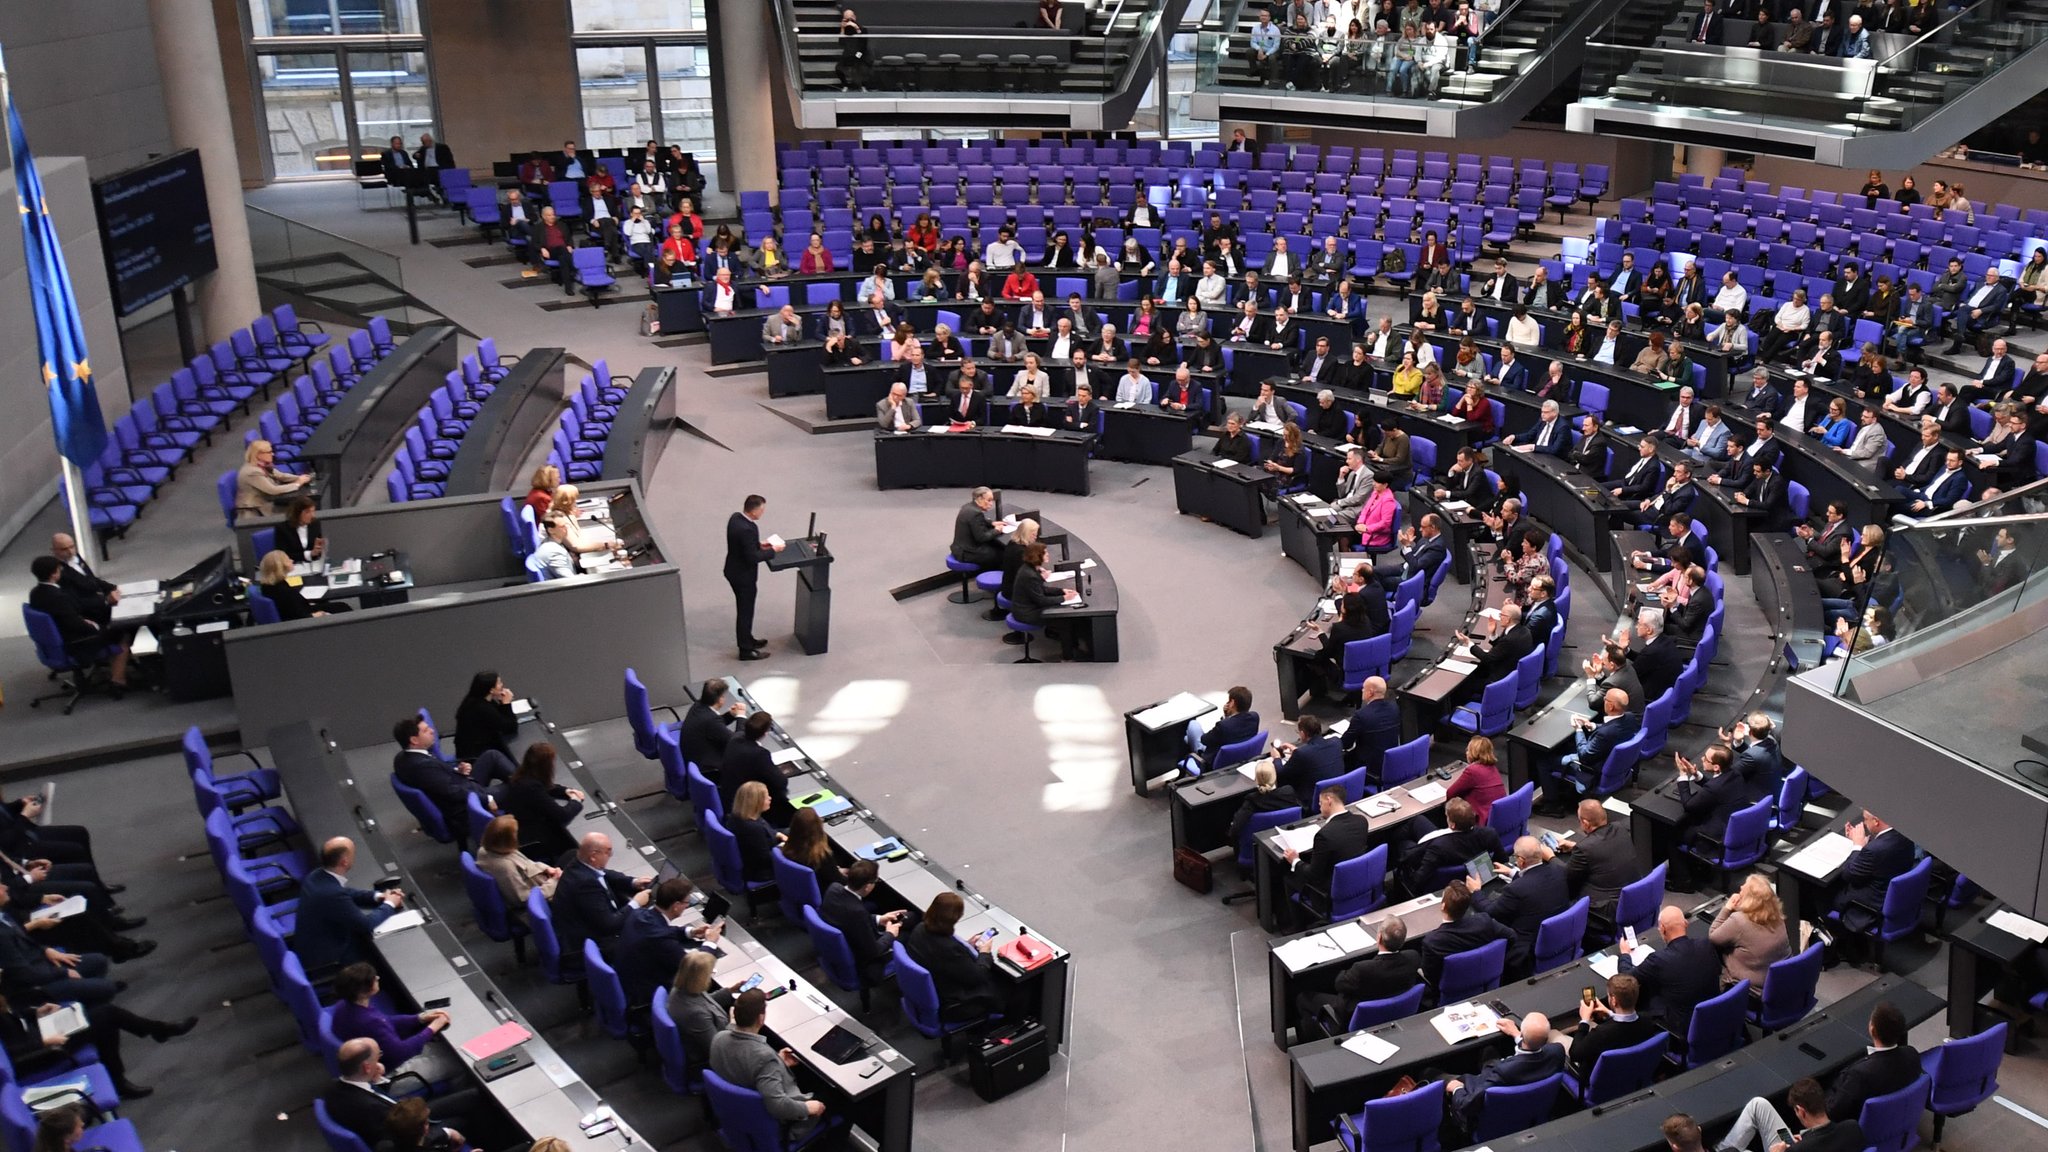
[381,340,520,502]
[1649,166,2047,241]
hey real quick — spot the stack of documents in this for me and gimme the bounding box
[1440,659,1481,676]
[1209,458,1240,469]
[373,910,426,937]
[1326,919,1377,953]
[1275,824,1321,856]
[1274,931,1346,972]
[1783,832,1857,879]
[1986,910,2048,943]
[1407,782,1448,806]
[1134,692,1214,728]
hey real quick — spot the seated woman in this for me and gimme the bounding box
[522,465,560,521]
[1709,874,1792,992]
[1810,397,1856,448]
[330,962,451,1079]
[1261,423,1309,492]
[781,806,843,896]
[276,496,326,564]
[1449,379,1496,439]
[254,550,348,620]
[1630,331,1672,377]
[1228,760,1301,849]
[1212,411,1255,463]
[1388,350,1423,401]
[899,891,1006,1022]
[730,780,784,885]
[1449,337,1485,382]
[1176,296,1208,344]
[1411,362,1447,414]
[888,322,921,364]
[1317,590,1381,691]
[474,814,559,908]
[547,484,622,561]
[1447,736,1508,824]
[668,950,738,1074]
[454,670,521,764]
[500,743,585,863]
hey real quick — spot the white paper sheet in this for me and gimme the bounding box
[1133,691,1215,729]
[1783,831,1857,880]
[1987,909,2048,944]
[1342,1031,1401,1063]
[1274,932,1346,973]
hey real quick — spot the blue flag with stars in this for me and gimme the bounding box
[11,102,106,470]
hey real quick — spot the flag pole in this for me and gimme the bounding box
[0,48,101,567]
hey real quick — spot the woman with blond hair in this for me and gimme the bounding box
[1228,759,1301,847]
[546,483,619,558]
[255,549,344,621]
[1710,873,1792,990]
[667,950,733,1070]
[235,439,311,521]
[474,814,559,906]
[731,780,784,884]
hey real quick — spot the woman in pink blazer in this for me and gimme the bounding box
[1356,473,1399,551]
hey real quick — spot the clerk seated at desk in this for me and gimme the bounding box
[49,532,117,627]
[28,556,131,692]
[900,891,1006,1023]
[275,497,325,564]
[1533,688,1638,817]
[1184,685,1259,775]
[530,515,581,580]
[1396,797,1504,899]
[1282,785,1374,915]
[1296,916,1422,1039]
[254,551,351,621]
[1009,542,1080,637]
[951,486,1004,569]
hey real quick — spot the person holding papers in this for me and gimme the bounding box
[1230,760,1304,851]
[1618,905,1721,1034]
[1009,542,1078,630]
[1,989,189,1101]
[1417,881,1516,989]
[1282,785,1374,917]
[725,495,784,662]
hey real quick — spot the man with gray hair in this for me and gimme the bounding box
[1473,835,1571,975]
[951,486,1005,569]
[1600,607,1684,706]
[1296,914,1422,1036]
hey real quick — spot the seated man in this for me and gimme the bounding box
[1442,1013,1567,1142]
[821,861,914,987]
[1567,973,1661,1083]
[390,715,508,845]
[294,837,404,972]
[1295,917,1423,1038]
[1669,745,1746,890]
[323,1039,484,1151]
[26,557,130,692]
[1397,797,1503,898]
[616,877,721,1007]
[1556,799,1643,931]
[1829,810,1916,936]
[1618,905,1721,1035]
[1472,835,1570,975]
[1416,881,1516,989]
[1719,1076,1865,1152]
[551,832,653,959]
[1375,514,1449,594]
[1535,688,1639,815]
[1282,786,1374,918]
[1273,713,1345,804]
[1826,1001,1920,1121]
[710,989,828,1139]
[1501,399,1571,456]
[1183,685,1259,775]
[1342,676,1403,779]
[951,485,1004,569]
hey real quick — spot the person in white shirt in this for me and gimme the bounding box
[1195,260,1229,310]
[1049,319,1076,362]
[901,345,933,395]
[983,228,1022,271]
[878,382,921,432]
[1266,236,1296,281]
[1712,272,1748,319]
[1365,316,1398,360]
[1504,307,1542,346]
[1416,21,1454,97]
[1778,378,1816,433]
[707,268,739,314]
[534,515,580,579]
[1405,329,1437,370]
[1757,290,1811,363]
[622,208,656,268]
[1882,370,1931,417]
[1591,320,1623,364]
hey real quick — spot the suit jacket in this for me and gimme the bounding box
[1620,932,1722,1034]
[859,304,904,336]
[26,583,98,647]
[1614,453,1663,502]
[1476,861,1570,965]
[1520,415,1571,457]
[1827,1046,1923,1122]
[719,738,793,825]
[679,701,739,775]
[293,870,395,971]
[1009,565,1068,625]
[1473,624,1534,686]
[1668,585,1711,642]
[1299,811,1376,898]
[943,385,989,424]
[1690,9,1726,41]
[1628,633,1685,705]
[1452,1041,1568,1124]
[670,987,730,1070]
[1746,469,1794,532]
[1343,699,1403,774]
[552,862,641,954]
[1278,735,1347,805]
[1401,826,1505,897]
[876,394,923,432]
[616,904,695,1006]
[392,748,489,832]
[952,501,1001,565]
[1572,712,1642,778]
[322,1080,445,1147]
[1916,467,1970,511]
[1798,1121,1868,1152]
[1838,827,1916,926]
[415,142,455,169]
[1199,710,1261,765]
[1331,948,1425,1010]
[899,928,1001,1018]
[1568,1013,1663,1079]
[1730,735,1782,804]
[1524,598,1560,650]
[54,558,114,614]
[1562,822,1639,910]
[1417,911,1516,987]
[1677,769,1749,842]
[821,883,892,980]
[724,512,773,584]
[0,916,70,991]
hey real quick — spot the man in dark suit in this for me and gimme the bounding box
[1688,0,1727,42]
[616,878,718,1006]
[1377,515,1450,594]
[725,495,783,662]
[1536,688,1639,815]
[1663,567,1712,643]
[1444,1012,1568,1139]
[293,838,403,972]
[1555,800,1642,928]
[1473,837,1571,974]
[413,132,455,171]
[1609,612,1685,708]
[325,1039,484,1150]
[379,135,419,186]
[1283,785,1375,914]
[860,294,903,337]
[717,712,793,824]
[1416,882,1516,989]
[1905,448,1971,515]
[1619,905,1721,1034]
[1826,1001,1920,1120]
[1399,798,1505,899]
[1710,416,1784,492]
[1523,576,1562,653]
[943,366,990,425]
[1726,714,1783,804]
[1567,973,1661,1082]
[390,716,504,849]
[951,486,1004,570]
[1342,677,1403,778]
[1635,461,1699,529]
[1502,400,1571,457]
[1187,685,1260,775]
[49,533,116,627]
[1460,602,1534,696]
[1491,344,1531,394]
[821,862,914,987]
[1734,460,1794,532]
[0,884,122,1005]
[1671,746,1748,889]
[1296,916,1423,1037]
[679,677,744,776]
[551,832,652,959]
[1831,811,1916,933]
[1274,714,1345,806]
[27,557,130,689]
[1612,439,1665,503]
[1945,269,2010,354]
[1295,336,1340,384]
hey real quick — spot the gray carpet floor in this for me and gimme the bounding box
[15,178,2048,1152]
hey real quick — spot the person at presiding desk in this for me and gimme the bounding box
[253,550,347,621]
[1617,904,1722,1035]
[1710,874,1791,992]
[1282,785,1374,913]
[294,838,405,971]
[271,495,326,564]
[391,713,505,844]
[530,514,581,581]
[998,518,1042,602]
[500,743,585,863]
[1533,688,1639,817]
[951,486,1004,571]
[681,676,746,776]
[475,815,559,907]
[236,439,313,522]
[1009,541,1080,634]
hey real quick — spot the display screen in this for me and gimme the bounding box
[90,150,218,316]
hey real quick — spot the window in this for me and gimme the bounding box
[258,52,351,176]
[246,1,432,179]
[568,15,717,164]
[655,45,716,160]
[348,50,434,154]
[246,0,422,37]
[578,46,654,149]
[571,0,702,33]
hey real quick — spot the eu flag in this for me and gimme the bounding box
[10,102,106,470]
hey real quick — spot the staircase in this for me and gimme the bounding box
[774,0,1166,131]
[1569,0,2048,168]
[247,207,445,336]
[1192,0,1632,138]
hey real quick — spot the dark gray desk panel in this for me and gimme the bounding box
[446,348,567,496]
[302,326,459,506]
[601,367,677,482]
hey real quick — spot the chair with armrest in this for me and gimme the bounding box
[703,811,777,918]
[804,903,890,1013]
[1677,980,1750,1069]
[1437,938,1509,1003]
[649,993,704,1098]
[891,939,997,1063]
[1565,1030,1668,1105]
[702,1068,844,1152]
[457,851,528,963]
[1826,855,1933,969]
[1858,1074,1931,1152]
[1488,783,1533,845]
[1335,1077,1444,1152]
[1471,1072,1564,1142]
[623,667,681,760]
[1530,897,1590,975]
[1678,794,1772,891]
[1921,1022,2007,1145]
[1221,809,1297,906]
[1320,982,1427,1039]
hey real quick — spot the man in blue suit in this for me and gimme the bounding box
[1376,515,1450,594]
[1490,344,1530,394]
[1671,745,1749,890]
[1905,448,1970,515]
[1725,713,1783,804]
[1502,399,1571,457]
[1274,713,1345,807]
[616,877,719,1006]
[1946,268,2010,355]
[1832,811,1916,933]
[1535,688,1640,815]
[1342,677,1403,777]
[1473,838,1572,975]
[1442,1012,1568,1140]
[294,838,404,971]
[1523,575,1561,652]
[1185,685,1260,775]
[552,832,653,960]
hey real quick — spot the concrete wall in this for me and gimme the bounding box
[210,0,267,186]
[0,2,173,178]
[0,157,133,550]
[1746,151,2048,213]
[424,0,583,173]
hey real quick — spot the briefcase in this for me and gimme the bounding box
[1173,846,1213,894]
[968,1018,1051,1102]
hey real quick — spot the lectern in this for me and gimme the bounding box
[766,536,833,654]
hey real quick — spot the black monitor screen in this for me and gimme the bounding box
[90,150,218,316]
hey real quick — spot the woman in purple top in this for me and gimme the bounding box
[330,963,450,1068]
